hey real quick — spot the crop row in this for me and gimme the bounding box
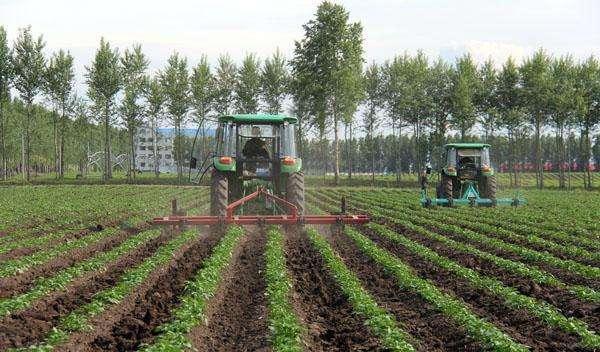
[310,193,600,348]
[326,188,600,263]
[264,227,303,352]
[141,226,245,351]
[19,229,201,351]
[0,229,162,317]
[328,190,600,281]
[316,190,599,301]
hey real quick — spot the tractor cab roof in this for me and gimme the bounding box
[218,114,298,124]
[444,143,490,149]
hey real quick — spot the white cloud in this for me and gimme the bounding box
[439,41,533,67]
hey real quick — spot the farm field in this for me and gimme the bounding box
[0,185,598,351]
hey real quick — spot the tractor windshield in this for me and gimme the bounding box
[215,122,236,156]
[281,123,297,157]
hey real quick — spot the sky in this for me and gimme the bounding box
[1,0,599,98]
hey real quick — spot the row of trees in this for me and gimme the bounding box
[1,1,599,189]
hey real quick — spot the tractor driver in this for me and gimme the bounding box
[243,126,270,174]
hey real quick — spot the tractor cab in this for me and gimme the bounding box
[211,114,303,216]
[443,143,492,181]
[214,114,299,181]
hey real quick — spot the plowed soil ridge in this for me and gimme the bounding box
[0,226,143,298]
[284,229,383,351]
[359,224,585,351]
[188,226,269,351]
[61,227,222,352]
[322,226,481,352]
[384,221,600,333]
[0,229,176,350]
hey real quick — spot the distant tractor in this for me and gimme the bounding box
[421,143,525,207]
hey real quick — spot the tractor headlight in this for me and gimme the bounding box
[219,156,233,165]
[282,156,296,165]
[482,165,491,172]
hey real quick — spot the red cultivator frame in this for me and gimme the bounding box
[153,187,370,226]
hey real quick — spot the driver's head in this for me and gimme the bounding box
[251,126,261,137]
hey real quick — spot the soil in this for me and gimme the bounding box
[321,225,481,352]
[384,221,600,333]
[0,225,146,299]
[60,226,222,351]
[358,224,588,351]
[421,222,600,291]
[188,226,269,351]
[0,228,176,350]
[284,229,384,352]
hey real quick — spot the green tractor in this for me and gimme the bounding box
[421,143,525,207]
[210,114,304,216]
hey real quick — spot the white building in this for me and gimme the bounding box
[134,126,176,173]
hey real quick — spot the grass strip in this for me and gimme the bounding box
[16,229,200,351]
[367,223,600,349]
[306,228,416,352]
[342,226,528,352]
[0,229,162,317]
[139,226,245,352]
[265,227,304,352]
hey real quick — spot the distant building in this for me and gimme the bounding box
[134,125,211,173]
[134,126,176,173]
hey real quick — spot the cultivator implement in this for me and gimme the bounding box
[420,182,526,207]
[154,187,370,226]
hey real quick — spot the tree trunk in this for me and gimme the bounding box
[557,126,565,189]
[104,104,112,180]
[333,115,340,186]
[535,116,543,189]
[53,111,58,178]
[176,121,182,184]
[0,101,6,181]
[152,118,159,178]
[129,126,135,182]
[348,122,353,180]
[59,104,66,179]
[25,103,31,182]
[582,125,592,190]
[369,126,375,186]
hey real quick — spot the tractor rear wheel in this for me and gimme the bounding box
[286,172,305,215]
[482,175,497,202]
[210,171,228,217]
[439,174,453,200]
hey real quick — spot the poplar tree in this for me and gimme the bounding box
[190,55,214,170]
[120,44,149,180]
[11,26,46,181]
[0,26,11,180]
[362,62,382,184]
[45,49,75,178]
[450,54,479,140]
[235,53,261,113]
[86,38,121,180]
[145,76,165,178]
[261,49,288,114]
[161,52,190,183]
[213,54,237,115]
[292,1,363,185]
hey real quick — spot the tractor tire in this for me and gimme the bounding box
[210,171,228,217]
[440,174,453,200]
[286,172,305,215]
[483,175,497,203]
